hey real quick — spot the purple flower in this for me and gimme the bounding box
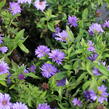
[87,53,98,61]
[49,50,65,64]
[28,65,36,72]
[40,63,57,78]
[103,20,109,28]
[18,0,32,4]
[56,78,66,86]
[9,2,21,15]
[88,23,104,35]
[37,103,51,109]
[52,27,61,38]
[68,16,78,27]
[18,74,25,80]
[24,69,29,73]
[97,85,108,103]
[92,67,101,76]
[72,98,81,106]
[0,36,3,44]
[34,0,46,12]
[87,41,95,52]
[0,61,9,74]
[0,46,8,54]
[55,30,68,42]
[12,102,28,109]
[35,45,50,58]
[0,93,11,109]
[84,90,97,101]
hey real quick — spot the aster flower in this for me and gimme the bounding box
[56,78,66,86]
[18,74,25,80]
[34,0,46,12]
[103,20,109,28]
[49,49,65,64]
[18,0,32,4]
[9,2,21,15]
[37,103,51,109]
[12,102,28,109]
[72,98,81,106]
[87,41,95,52]
[97,85,108,103]
[88,23,104,35]
[55,30,68,42]
[84,90,97,101]
[87,53,98,61]
[52,27,61,38]
[40,63,57,78]
[0,46,8,54]
[28,65,36,72]
[68,16,78,27]
[35,45,50,58]
[92,67,101,76]
[0,35,3,44]
[0,93,11,109]
[24,69,29,73]
[0,61,9,74]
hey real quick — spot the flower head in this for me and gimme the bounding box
[88,23,104,35]
[37,103,51,109]
[35,45,50,58]
[87,53,98,61]
[0,61,9,74]
[97,85,108,103]
[72,98,81,106]
[92,67,101,76]
[34,0,46,11]
[9,2,21,15]
[49,50,65,64]
[56,78,66,86]
[0,35,3,44]
[68,16,78,27]
[87,41,95,52]
[0,46,8,54]
[12,102,28,109]
[18,74,25,80]
[103,20,109,28]
[0,93,11,109]
[55,30,68,42]
[52,27,61,38]
[40,63,57,78]
[18,0,32,4]
[28,65,36,72]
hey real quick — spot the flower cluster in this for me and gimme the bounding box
[37,103,51,109]
[0,93,28,109]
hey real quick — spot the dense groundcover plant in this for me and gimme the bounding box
[0,0,109,109]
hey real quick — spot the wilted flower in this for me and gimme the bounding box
[40,63,57,78]
[34,0,46,11]
[18,74,25,80]
[84,90,97,101]
[92,67,101,76]
[18,0,32,4]
[87,53,98,61]
[87,41,95,52]
[88,23,104,35]
[28,65,36,72]
[97,85,108,103]
[12,102,28,109]
[55,30,68,42]
[49,49,65,64]
[0,61,9,74]
[9,2,21,15]
[0,93,11,109]
[52,27,61,38]
[103,20,109,28]
[37,103,51,109]
[35,45,50,58]
[68,16,78,27]
[72,98,82,106]
[0,46,8,54]
[56,78,66,86]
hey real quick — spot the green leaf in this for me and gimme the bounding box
[18,43,29,53]
[25,73,40,79]
[47,22,55,32]
[82,81,91,90]
[53,72,66,80]
[0,0,6,10]
[82,8,88,20]
[0,80,7,87]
